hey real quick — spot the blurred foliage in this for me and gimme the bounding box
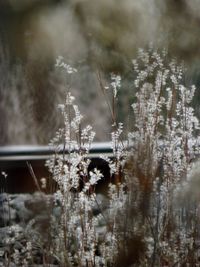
[1,0,200,144]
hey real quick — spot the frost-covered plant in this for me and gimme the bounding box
[4,49,200,267]
[44,58,127,267]
[123,47,200,266]
[43,50,200,266]
[46,93,100,266]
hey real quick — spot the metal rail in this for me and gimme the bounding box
[0,142,114,161]
[0,143,114,193]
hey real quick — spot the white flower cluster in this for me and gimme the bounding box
[125,48,200,266]
[6,52,200,266]
[55,56,77,74]
[45,77,123,265]
[110,73,121,98]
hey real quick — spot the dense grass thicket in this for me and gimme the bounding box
[2,48,200,267]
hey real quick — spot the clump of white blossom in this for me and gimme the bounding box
[3,50,200,267]
[124,47,200,266]
[43,58,126,267]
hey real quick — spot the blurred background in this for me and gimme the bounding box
[1,0,200,145]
